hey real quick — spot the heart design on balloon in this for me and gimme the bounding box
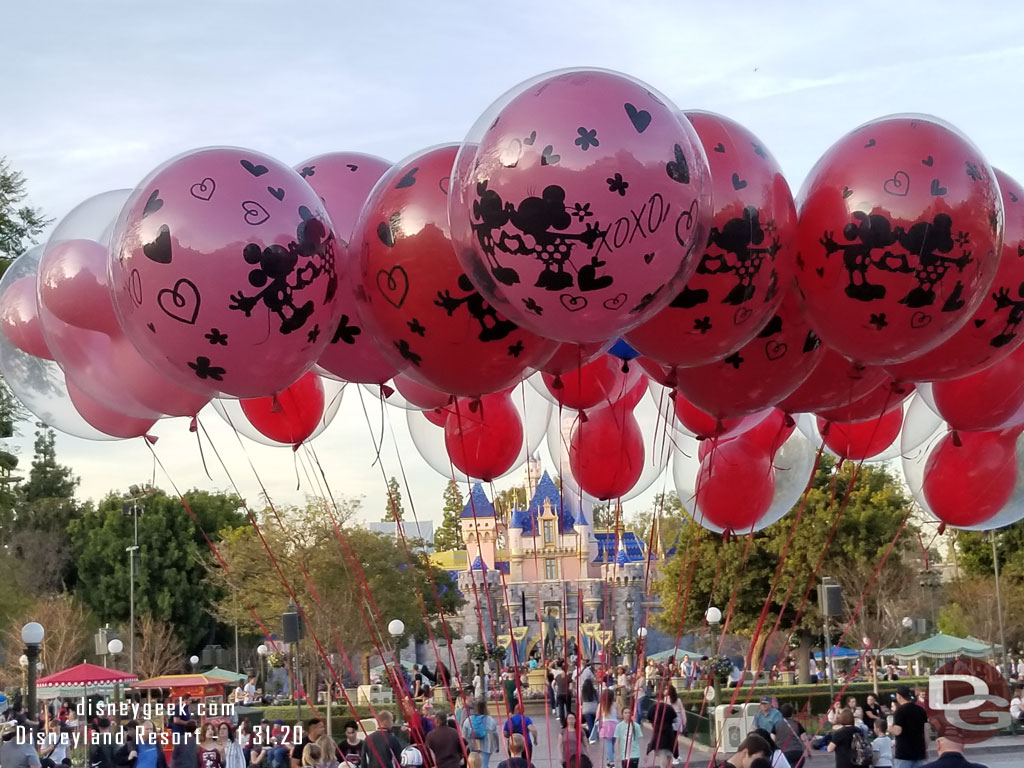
[883,171,911,197]
[624,103,652,133]
[190,178,216,201]
[157,278,201,325]
[242,200,270,225]
[560,294,588,312]
[602,293,628,311]
[666,144,690,184]
[764,340,788,360]
[910,311,932,328]
[143,189,164,217]
[377,266,409,308]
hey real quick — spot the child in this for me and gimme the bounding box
[872,719,893,768]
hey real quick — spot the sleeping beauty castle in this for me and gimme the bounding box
[430,458,660,662]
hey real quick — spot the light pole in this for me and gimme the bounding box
[389,619,406,699]
[123,483,151,676]
[705,606,722,656]
[624,596,635,667]
[636,626,648,689]
[991,531,1011,682]
[22,621,44,728]
[257,644,269,692]
[189,655,199,670]
[108,639,124,723]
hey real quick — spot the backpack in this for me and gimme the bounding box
[850,729,873,767]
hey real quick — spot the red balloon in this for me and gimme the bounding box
[542,355,641,411]
[818,409,903,461]
[444,393,523,481]
[626,111,796,367]
[541,341,610,376]
[615,376,648,410]
[569,403,645,500]
[931,342,1024,431]
[355,145,556,396]
[796,115,1002,365]
[673,289,824,418]
[66,379,157,439]
[698,408,794,461]
[696,438,775,531]
[923,430,1018,527]
[422,407,449,427]
[779,347,889,414]
[886,169,1024,381]
[814,379,913,423]
[393,374,452,410]
[240,372,326,445]
[674,392,767,441]
[0,276,53,360]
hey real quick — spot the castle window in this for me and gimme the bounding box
[543,520,554,545]
[545,558,557,580]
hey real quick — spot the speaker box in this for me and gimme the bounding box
[282,610,304,643]
[818,582,843,617]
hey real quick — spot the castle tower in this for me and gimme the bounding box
[459,484,498,570]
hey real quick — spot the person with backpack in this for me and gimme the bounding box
[502,705,537,762]
[461,700,498,768]
[827,709,873,768]
[772,704,810,768]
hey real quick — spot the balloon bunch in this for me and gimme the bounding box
[5,66,1024,531]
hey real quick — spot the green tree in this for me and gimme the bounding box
[70,488,247,650]
[493,486,528,519]
[208,503,462,685]
[434,480,465,551]
[653,457,918,680]
[956,524,1024,579]
[382,476,405,522]
[0,157,50,263]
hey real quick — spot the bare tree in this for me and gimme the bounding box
[132,614,184,680]
[2,594,90,687]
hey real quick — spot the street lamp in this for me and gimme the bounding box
[705,606,722,655]
[636,626,648,680]
[22,621,44,727]
[189,655,199,668]
[257,644,269,690]
[389,620,406,702]
[108,639,124,722]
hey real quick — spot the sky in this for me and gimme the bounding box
[4,1,1024,526]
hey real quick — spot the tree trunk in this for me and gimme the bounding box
[362,652,371,685]
[797,629,811,685]
[749,632,768,677]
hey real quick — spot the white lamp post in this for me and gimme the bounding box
[108,639,124,722]
[705,606,722,656]
[257,643,269,690]
[22,622,44,726]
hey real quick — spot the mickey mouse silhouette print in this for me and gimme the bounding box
[470,182,607,291]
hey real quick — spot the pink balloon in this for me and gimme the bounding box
[0,276,53,360]
[38,239,121,334]
[393,374,452,409]
[66,378,158,439]
[109,336,211,417]
[297,153,400,385]
[109,147,342,398]
[450,69,712,343]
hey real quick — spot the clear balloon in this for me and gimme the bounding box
[407,382,551,482]
[0,247,110,440]
[450,68,712,343]
[109,147,341,398]
[38,239,122,335]
[0,275,53,360]
[212,377,345,448]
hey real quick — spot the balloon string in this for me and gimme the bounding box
[143,438,320,719]
[194,419,379,721]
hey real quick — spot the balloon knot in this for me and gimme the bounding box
[270,394,283,414]
[144,434,158,445]
[579,410,589,423]
[951,430,962,447]
[819,421,832,437]
[189,416,198,433]
[621,362,629,374]
[665,371,678,388]
[292,442,302,452]
[938,522,947,535]
[892,381,910,395]
[783,414,795,428]
[722,529,733,543]
[835,457,844,471]
[849,364,867,380]
[668,389,678,401]
[468,398,481,413]
[551,375,564,390]
[380,384,395,398]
